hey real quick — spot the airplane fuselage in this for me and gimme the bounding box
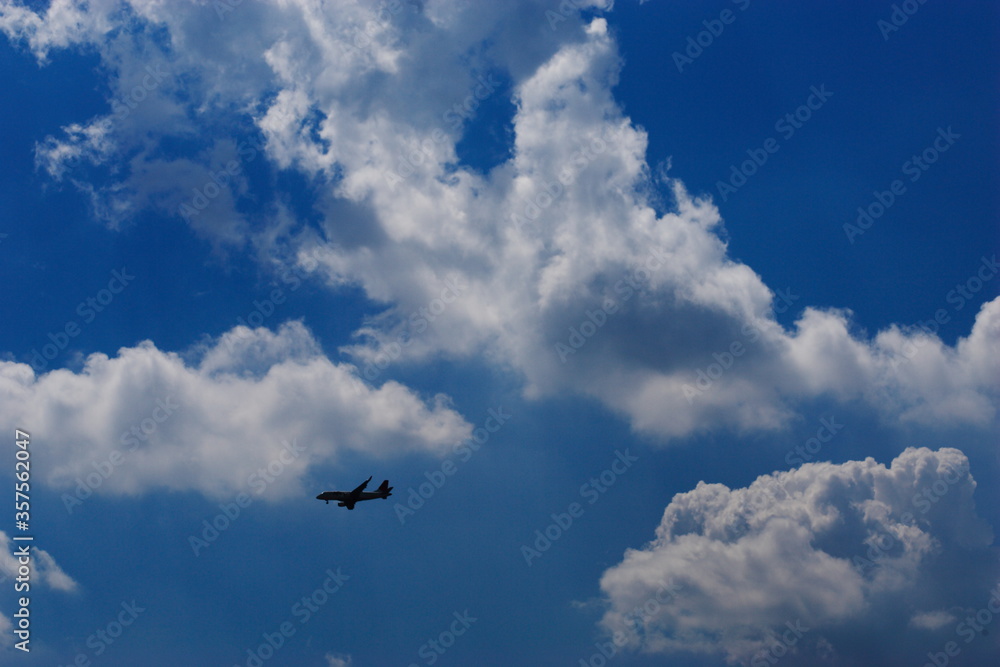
[316,478,392,509]
[315,491,390,503]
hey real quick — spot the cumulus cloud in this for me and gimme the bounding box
[0,321,471,500]
[596,447,1000,665]
[3,0,998,446]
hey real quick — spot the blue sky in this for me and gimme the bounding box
[1,1,998,666]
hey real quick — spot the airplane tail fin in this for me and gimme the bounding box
[377,479,393,497]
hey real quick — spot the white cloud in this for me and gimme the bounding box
[3,0,998,447]
[596,447,999,665]
[234,5,999,443]
[0,321,471,499]
[0,529,78,648]
[909,610,957,631]
[34,118,116,180]
[0,612,10,648]
[0,530,78,592]
[324,653,352,667]
[3,4,998,664]
[0,0,114,62]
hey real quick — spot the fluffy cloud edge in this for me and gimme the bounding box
[3,1,998,448]
[0,321,472,501]
[596,446,999,665]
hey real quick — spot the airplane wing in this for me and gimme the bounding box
[350,476,373,497]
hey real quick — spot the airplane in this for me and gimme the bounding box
[316,476,393,510]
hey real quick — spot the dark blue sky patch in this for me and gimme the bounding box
[452,73,516,176]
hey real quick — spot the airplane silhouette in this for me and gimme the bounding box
[316,476,393,510]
